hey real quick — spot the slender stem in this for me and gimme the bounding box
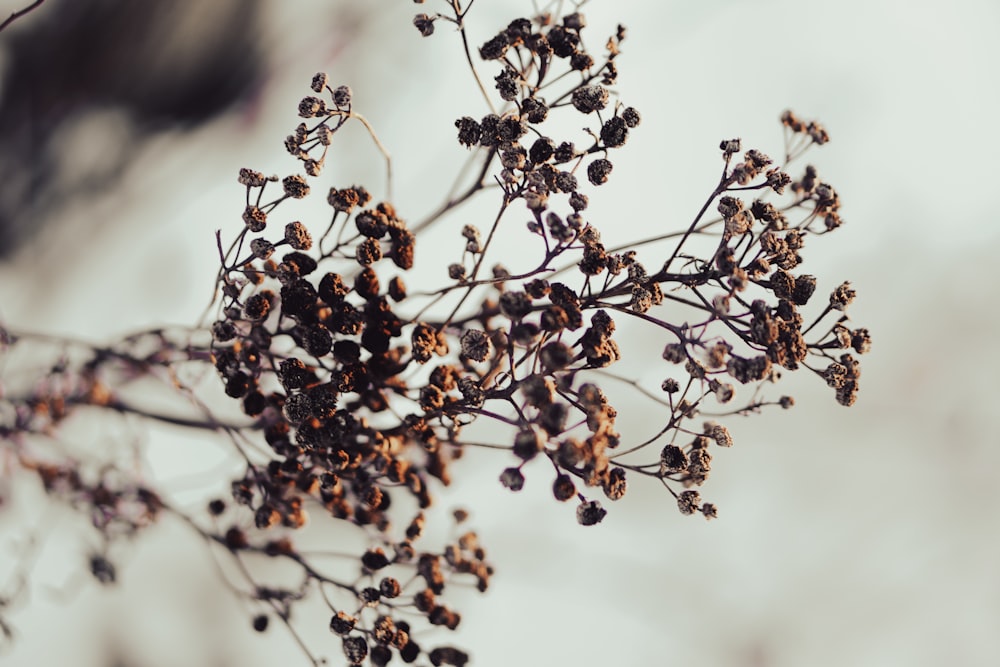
[451,0,497,115]
[0,0,44,34]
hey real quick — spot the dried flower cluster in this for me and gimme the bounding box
[0,2,868,665]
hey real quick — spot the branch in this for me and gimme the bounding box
[0,0,45,34]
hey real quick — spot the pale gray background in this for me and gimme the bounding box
[1,1,997,666]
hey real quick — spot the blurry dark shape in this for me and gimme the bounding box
[0,0,265,257]
[88,553,116,585]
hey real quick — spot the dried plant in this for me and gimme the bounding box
[0,2,869,665]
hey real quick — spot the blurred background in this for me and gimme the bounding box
[1,0,998,666]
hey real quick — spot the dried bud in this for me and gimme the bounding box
[284,221,312,250]
[571,85,609,113]
[576,500,607,526]
[830,281,856,310]
[500,467,525,491]
[413,13,435,36]
[460,329,491,362]
[332,85,352,108]
[710,424,733,447]
[587,158,613,185]
[310,72,328,93]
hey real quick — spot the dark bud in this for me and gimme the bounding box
[372,646,392,667]
[355,210,389,238]
[479,33,509,60]
[318,272,349,304]
[497,116,527,142]
[571,85,609,113]
[379,577,402,598]
[330,611,357,635]
[244,293,271,321]
[413,13,435,37]
[622,106,641,128]
[552,474,576,501]
[600,116,628,148]
[570,52,594,71]
[529,137,555,163]
[553,141,576,164]
[301,323,333,357]
[513,427,544,460]
[587,158,613,185]
[500,467,525,491]
[495,68,519,101]
[89,554,116,585]
[282,175,310,199]
[362,548,391,571]
[225,371,251,398]
[355,267,380,299]
[792,274,817,305]
[279,279,318,318]
[278,358,312,390]
[660,444,688,473]
[576,499,607,526]
[343,635,369,665]
[547,25,580,58]
[401,640,421,663]
[522,96,549,123]
[211,320,237,342]
[429,647,470,667]
[455,116,482,147]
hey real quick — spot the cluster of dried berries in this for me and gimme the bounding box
[206,77,499,662]
[0,2,869,665]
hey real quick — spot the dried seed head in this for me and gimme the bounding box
[662,343,687,364]
[830,281,856,310]
[500,467,525,491]
[587,158,613,185]
[622,106,641,128]
[513,427,544,460]
[571,85,609,113]
[600,116,628,148]
[282,175,310,199]
[242,205,267,232]
[332,85,352,108]
[413,13,435,36]
[310,72,328,93]
[455,116,482,147]
[710,424,733,447]
[460,329,491,362]
[252,614,269,632]
[342,635,369,665]
[298,96,327,118]
[238,168,266,187]
[244,294,271,321]
[576,499,607,526]
[284,221,312,250]
[660,444,688,474]
[677,490,701,515]
[604,467,627,501]
[552,474,576,501]
[250,238,274,260]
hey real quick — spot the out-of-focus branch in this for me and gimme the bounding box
[0,0,45,34]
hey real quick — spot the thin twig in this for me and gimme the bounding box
[0,0,45,34]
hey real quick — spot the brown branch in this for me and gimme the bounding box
[0,0,45,34]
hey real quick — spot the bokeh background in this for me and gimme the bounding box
[1,1,998,666]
